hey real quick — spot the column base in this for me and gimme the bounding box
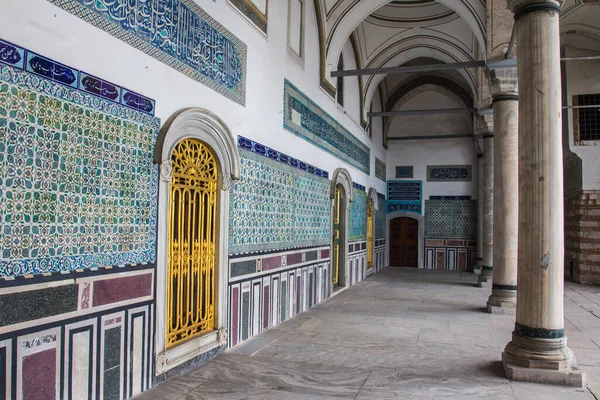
[478,268,493,288]
[502,329,585,387]
[487,286,517,314]
[474,258,483,275]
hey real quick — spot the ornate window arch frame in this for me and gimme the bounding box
[330,168,354,291]
[153,108,241,375]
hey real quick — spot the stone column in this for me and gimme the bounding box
[503,0,583,386]
[478,116,494,288]
[475,138,484,275]
[487,68,518,314]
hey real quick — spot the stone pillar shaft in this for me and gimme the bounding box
[503,0,583,386]
[476,154,484,273]
[488,97,518,313]
[479,135,494,287]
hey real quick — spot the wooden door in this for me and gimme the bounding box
[390,217,418,267]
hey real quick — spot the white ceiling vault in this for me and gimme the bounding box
[311,0,599,142]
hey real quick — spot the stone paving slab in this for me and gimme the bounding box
[136,268,600,400]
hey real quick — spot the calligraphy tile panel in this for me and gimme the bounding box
[375,157,386,182]
[386,180,422,215]
[283,79,370,174]
[0,60,160,278]
[229,142,330,255]
[47,0,247,106]
[427,165,472,182]
[375,193,386,239]
[395,166,413,179]
[350,187,367,241]
[424,200,477,239]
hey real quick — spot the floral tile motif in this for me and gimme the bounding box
[0,62,160,278]
[229,141,330,255]
[350,186,367,241]
[424,200,477,239]
[283,79,370,174]
[47,0,247,106]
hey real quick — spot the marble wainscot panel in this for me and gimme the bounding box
[374,192,387,272]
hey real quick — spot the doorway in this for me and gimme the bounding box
[390,217,418,267]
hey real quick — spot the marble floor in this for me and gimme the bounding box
[137,268,600,399]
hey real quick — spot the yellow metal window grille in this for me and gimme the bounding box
[167,138,218,348]
[367,198,374,268]
[332,185,341,286]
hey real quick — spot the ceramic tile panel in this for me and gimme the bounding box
[283,79,370,174]
[47,0,247,105]
[0,47,160,278]
[375,157,386,182]
[427,165,472,182]
[386,180,422,215]
[395,165,413,178]
[424,200,477,239]
[229,138,330,255]
[375,192,386,239]
[350,186,367,241]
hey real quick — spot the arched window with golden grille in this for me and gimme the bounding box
[367,198,374,268]
[167,138,218,348]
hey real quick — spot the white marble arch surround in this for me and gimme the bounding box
[330,168,354,290]
[153,108,241,375]
[386,212,425,270]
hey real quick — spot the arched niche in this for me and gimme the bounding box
[153,108,241,375]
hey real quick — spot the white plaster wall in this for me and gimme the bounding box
[340,40,361,126]
[564,45,600,191]
[386,138,478,201]
[0,0,386,195]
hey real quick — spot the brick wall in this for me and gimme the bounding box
[565,190,600,284]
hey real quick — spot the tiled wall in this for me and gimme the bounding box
[350,184,367,241]
[0,38,158,399]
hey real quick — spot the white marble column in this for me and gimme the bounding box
[475,144,484,275]
[503,0,583,386]
[487,68,518,314]
[478,119,494,288]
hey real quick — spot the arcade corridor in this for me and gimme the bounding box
[137,268,600,399]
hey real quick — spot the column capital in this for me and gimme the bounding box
[487,67,518,99]
[476,114,494,137]
[507,0,562,15]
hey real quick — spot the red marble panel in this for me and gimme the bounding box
[320,249,330,259]
[286,253,303,266]
[447,240,464,247]
[232,287,239,347]
[263,285,270,330]
[436,250,446,270]
[425,239,445,246]
[22,348,56,400]
[458,250,467,271]
[262,256,281,271]
[92,273,152,307]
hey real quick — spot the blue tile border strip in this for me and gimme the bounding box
[353,182,366,192]
[237,136,329,180]
[430,195,472,200]
[47,0,247,106]
[0,37,156,116]
[283,79,370,174]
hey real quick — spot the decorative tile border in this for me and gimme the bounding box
[353,182,366,192]
[237,136,328,179]
[430,195,472,200]
[387,203,422,214]
[424,200,477,239]
[229,0,267,34]
[0,38,155,115]
[47,0,247,106]
[395,166,413,179]
[427,165,472,182]
[283,79,370,174]
[375,157,386,182]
